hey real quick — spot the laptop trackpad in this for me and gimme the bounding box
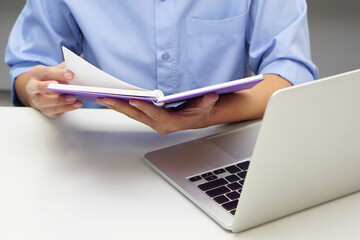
[207,124,261,160]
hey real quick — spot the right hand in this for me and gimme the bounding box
[21,62,82,118]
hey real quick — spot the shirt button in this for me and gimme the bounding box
[161,52,170,61]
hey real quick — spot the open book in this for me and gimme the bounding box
[47,47,264,106]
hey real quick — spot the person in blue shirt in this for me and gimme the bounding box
[5,0,318,134]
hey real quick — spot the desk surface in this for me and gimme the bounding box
[1,107,359,240]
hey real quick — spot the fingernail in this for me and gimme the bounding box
[129,100,138,108]
[207,93,219,102]
[64,72,72,80]
[73,102,82,108]
[96,98,104,105]
[65,95,76,102]
[103,98,114,106]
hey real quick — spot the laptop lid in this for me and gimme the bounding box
[233,69,360,231]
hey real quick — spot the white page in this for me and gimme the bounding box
[63,47,146,91]
[47,83,159,98]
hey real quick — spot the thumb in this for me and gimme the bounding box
[200,93,219,109]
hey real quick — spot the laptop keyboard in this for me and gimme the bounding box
[187,160,250,216]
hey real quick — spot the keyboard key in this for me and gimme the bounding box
[213,169,226,175]
[230,210,236,215]
[237,171,247,179]
[222,200,239,211]
[237,161,250,170]
[227,182,242,190]
[201,172,213,178]
[226,191,240,200]
[239,180,245,185]
[206,186,230,197]
[213,195,229,204]
[225,165,241,174]
[189,176,201,182]
[204,175,218,181]
[225,174,240,182]
[198,178,228,191]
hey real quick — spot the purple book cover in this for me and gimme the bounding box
[47,76,263,105]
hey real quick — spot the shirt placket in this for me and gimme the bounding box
[155,0,176,94]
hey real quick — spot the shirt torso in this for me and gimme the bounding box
[63,0,250,96]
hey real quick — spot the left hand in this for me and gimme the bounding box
[96,92,219,135]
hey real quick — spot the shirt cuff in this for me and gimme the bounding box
[259,59,319,86]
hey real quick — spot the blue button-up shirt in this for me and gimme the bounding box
[5,0,318,107]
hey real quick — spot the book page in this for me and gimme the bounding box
[63,47,146,91]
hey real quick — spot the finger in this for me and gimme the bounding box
[202,92,219,106]
[32,93,78,109]
[99,98,158,128]
[179,93,219,115]
[27,80,65,96]
[129,99,171,122]
[194,92,219,111]
[189,93,219,109]
[128,100,181,134]
[40,100,82,118]
[30,64,73,83]
[96,98,107,106]
[56,62,73,84]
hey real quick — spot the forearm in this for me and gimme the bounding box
[204,74,292,127]
[14,72,33,107]
[97,74,293,135]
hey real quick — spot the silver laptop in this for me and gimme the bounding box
[144,69,360,232]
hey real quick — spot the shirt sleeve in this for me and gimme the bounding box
[4,0,82,106]
[246,0,319,85]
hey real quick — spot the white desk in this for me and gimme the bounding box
[1,107,359,240]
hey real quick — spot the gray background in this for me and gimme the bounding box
[0,0,359,105]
